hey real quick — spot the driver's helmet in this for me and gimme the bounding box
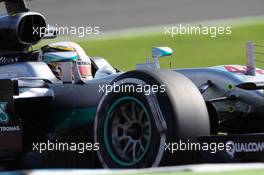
[41,41,92,80]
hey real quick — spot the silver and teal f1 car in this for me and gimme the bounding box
[1,0,264,170]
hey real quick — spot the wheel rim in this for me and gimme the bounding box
[103,96,152,166]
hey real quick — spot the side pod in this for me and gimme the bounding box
[0,79,22,158]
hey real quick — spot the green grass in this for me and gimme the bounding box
[37,21,264,71]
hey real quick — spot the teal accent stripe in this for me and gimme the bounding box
[103,96,151,167]
[44,54,78,63]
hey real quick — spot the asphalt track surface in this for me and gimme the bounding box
[23,0,264,31]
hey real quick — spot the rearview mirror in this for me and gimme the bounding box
[152,47,173,68]
[152,47,173,58]
[136,47,173,70]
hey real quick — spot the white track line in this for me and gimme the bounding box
[27,163,264,175]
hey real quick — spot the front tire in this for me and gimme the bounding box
[95,86,165,168]
[95,69,210,168]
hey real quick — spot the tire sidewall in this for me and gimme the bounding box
[95,80,165,168]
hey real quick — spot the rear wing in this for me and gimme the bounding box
[0,0,28,14]
[246,41,264,76]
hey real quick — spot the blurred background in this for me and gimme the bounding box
[27,0,264,31]
[2,0,264,70]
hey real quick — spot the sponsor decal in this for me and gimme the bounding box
[224,65,264,75]
[0,56,19,65]
[0,102,9,124]
[0,126,20,132]
[226,140,264,158]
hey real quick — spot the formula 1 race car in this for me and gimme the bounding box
[1,0,264,170]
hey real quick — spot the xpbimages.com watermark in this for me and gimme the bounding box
[164,24,232,38]
[33,24,100,38]
[32,140,100,154]
[165,140,232,154]
[98,83,166,95]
